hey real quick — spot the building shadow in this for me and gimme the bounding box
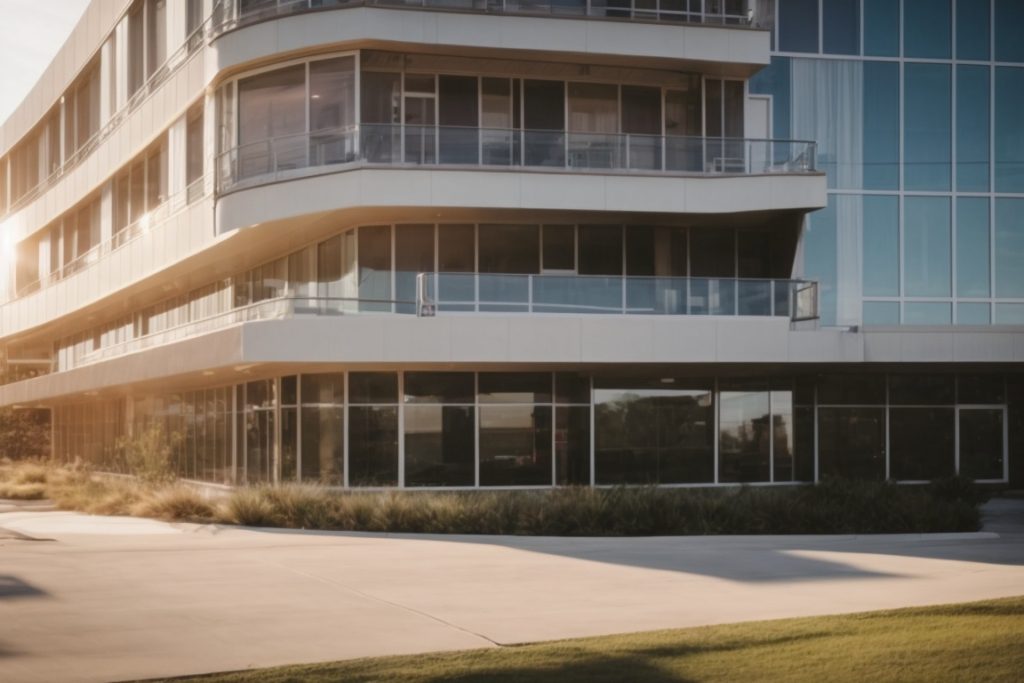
[0,575,49,601]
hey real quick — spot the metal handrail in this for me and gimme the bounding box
[209,0,761,36]
[217,124,818,193]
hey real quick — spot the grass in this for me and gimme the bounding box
[139,596,1024,682]
[0,458,985,535]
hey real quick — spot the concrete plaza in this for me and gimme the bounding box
[1,500,1023,683]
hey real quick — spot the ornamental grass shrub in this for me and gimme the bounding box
[0,458,985,535]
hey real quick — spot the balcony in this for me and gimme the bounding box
[62,274,817,371]
[212,0,759,36]
[217,125,817,194]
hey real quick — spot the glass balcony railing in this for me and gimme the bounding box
[50,274,816,374]
[211,0,759,35]
[417,273,820,321]
[217,125,817,192]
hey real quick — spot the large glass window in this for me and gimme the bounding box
[478,373,552,486]
[300,374,344,485]
[994,0,1024,62]
[995,199,1024,298]
[555,372,591,486]
[404,372,475,487]
[348,372,398,487]
[358,225,392,312]
[594,379,714,485]
[778,0,820,53]
[309,56,356,165]
[818,408,885,480]
[959,409,1005,480]
[822,0,860,55]
[863,62,900,190]
[578,225,622,275]
[395,224,435,314]
[957,198,991,298]
[523,80,565,167]
[956,65,990,192]
[890,408,955,480]
[862,195,899,297]
[718,384,771,483]
[904,197,951,297]
[904,64,951,191]
[439,75,479,164]
[863,0,899,56]
[957,0,991,60]
[994,67,1024,193]
[238,65,306,177]
[903,0,951,59]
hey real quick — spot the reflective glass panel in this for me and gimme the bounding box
[718,388,771,483]
[818,407,885,480]
[404,372,475,404]
[594,381,714,484]
[956,65,990,192]
[862,195,899,296]
[995,199,1024,297]
[905,64,951,191]
[358,225,391,312]
[890,408,956,480]
[957,302,991,325]
[863,61,900,189]
[818,374,886,405]
[958,375,1006,404]
[905,302,952,325]
[479,405,552,486]
[959,409,1005,480]
[863,301,900,325]
[995,0,1024,62]
[823,0,860,55]
[957,0,991,60]
[904,196,951,297]
[395,224,434,314]
[864,0,899,56]
[956,197,990,297]
[778,0,820,53]
[995,68,1024,193]
[348,406,398,486]
[904,0,951,58]
[349,372,398,404]
[404,405,475,487]
[890,375,955,405]
[555,406,591,486]
[478,373,552,404]
[995,303,1024,324]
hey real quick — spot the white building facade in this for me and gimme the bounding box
[0,0,1019,488]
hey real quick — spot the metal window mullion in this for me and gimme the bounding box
[589,374,595,487]
[474,372,480,488]
[398,371,405,488]
[713,376,719,484]
[343,370,349,488]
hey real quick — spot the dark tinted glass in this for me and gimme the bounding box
[556,406,591,486]
[779,0,820,53]
[995,0,1024,62]
[478,372,552,403]
[890,408,956,480]
[404,405,474,487]
[823,0,860,55]
[904,0,951,58]
[404,372,475,404]
[349,372,398,404]
[958,375,1006,404]
[864,0,899,56]
[348,406,398,486]
[555,372,591,404]
[889,375,955,405]
[818,407,886,480]
[957,0,990,60]
[479,406,552,486]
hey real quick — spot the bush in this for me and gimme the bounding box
[115,424,182,484]
[132,486,218,522]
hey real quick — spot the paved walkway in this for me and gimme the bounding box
[1,501,1023,683]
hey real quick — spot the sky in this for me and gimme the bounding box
[0,0,92,126]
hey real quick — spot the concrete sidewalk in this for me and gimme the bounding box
[1,506,1023,683]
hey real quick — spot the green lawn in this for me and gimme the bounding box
[148,597,1024,682]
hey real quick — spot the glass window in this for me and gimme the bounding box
[904,196,951,297]
[395,224,434,314]
[479,405,552,486]
[778,0,820,53]
[904,64,951,191]
[186,107,204,188]
[890,375,955,405]
[568,82,618,133]
[478,373,551,404]
[956,65,990,192]
[904,0,951,59]
[238,64,306,177]
[996,303,1024,324]
[578,225,622,275]
[863,0,899,56]
[438,224,475,309]
[905,302,952,325]
[309,56,356,164]
[957,0,991,60]
[718,386,771,483]
[556,406,590,486]
[478,224,539,274]
[358,225,391,312]
[771,389,796,482]
[995,68,1024,193]
[439,75,479,164]
[804,198,837,325]
[959,409,1005,480]
[542,225,575,271]
[818,407,885,480]
[349,372,398,404]
[404,372,475,404]
[523,80,565,167]
[405,405,475,487]
[818,374,886,405]
[994,0,1024,62]
[146,0,167,79]
[594,381,715,484]
[555,372,591,404]
[348,406,398,486]
[956,197,990,298]
[300,374,344,485]
[864,301,900,325]
[957,302,991,325]
[862,195,899,296]
[958,375,1005,404]
[890,408,956,480]
[995,199,1024,297]
[823,0,860,55]
[863,62,900,190]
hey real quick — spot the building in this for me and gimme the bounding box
[0,0,1019,489]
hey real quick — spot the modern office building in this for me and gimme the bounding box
[0,0,1019,488]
